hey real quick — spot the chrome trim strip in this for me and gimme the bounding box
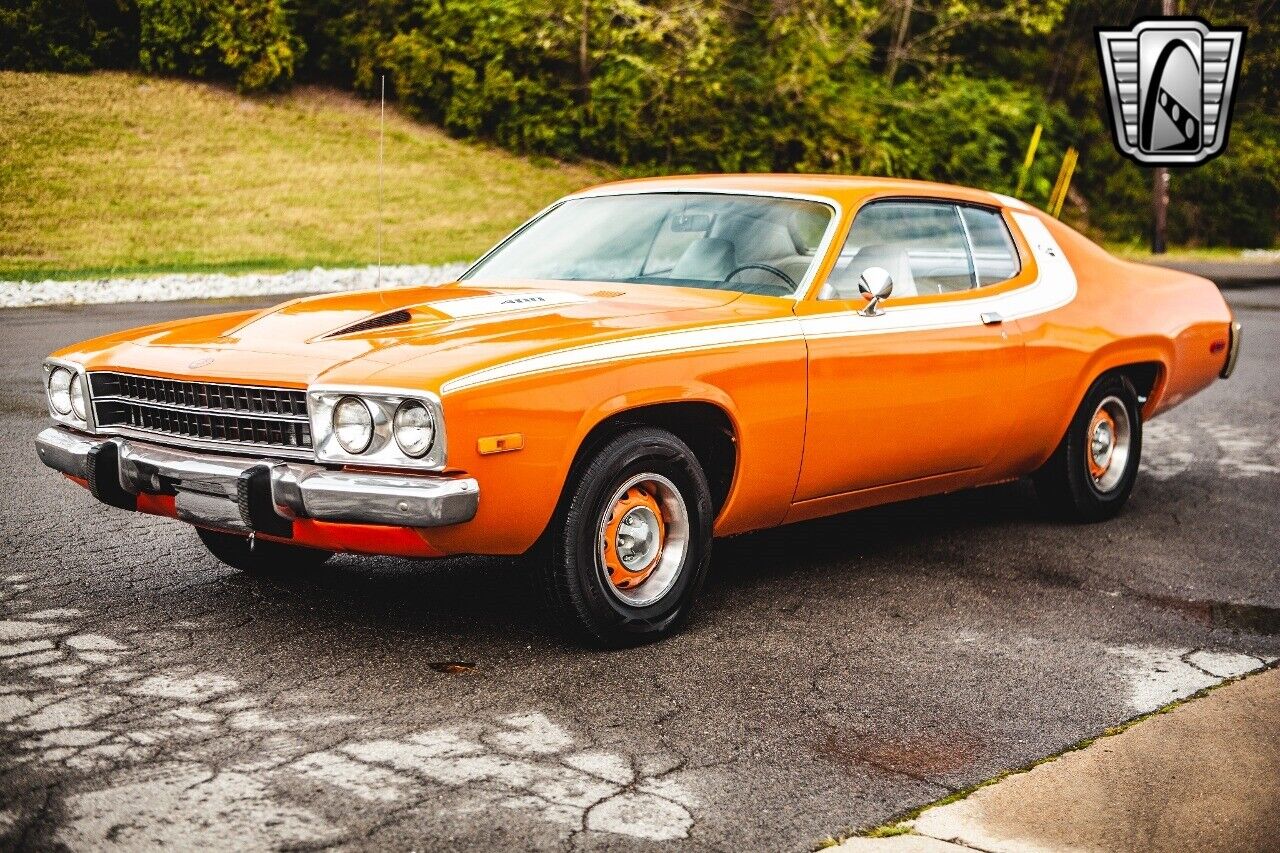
[92,395,312,422]
[459,201,564,281]
[1221,320,1242,379]
[86,423,316,460]
[955,203,980,288]
[90,372,309,395]
[35,426,477,529]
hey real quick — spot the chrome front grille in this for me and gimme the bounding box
[88,372,312,456]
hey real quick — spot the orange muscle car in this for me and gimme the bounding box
[36,175,1241,645]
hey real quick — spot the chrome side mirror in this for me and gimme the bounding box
[857,267,894,316]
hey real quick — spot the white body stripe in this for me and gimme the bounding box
[442,318,803,394]
[990,192,1034,211]
[441,212,1075,395]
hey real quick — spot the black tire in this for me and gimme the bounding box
[1033,372,1143,522]
[541,427,713,647]
[196,527,333,575]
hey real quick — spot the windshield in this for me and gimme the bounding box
[463,193,834,296]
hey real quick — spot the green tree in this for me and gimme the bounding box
[138,0,301,91]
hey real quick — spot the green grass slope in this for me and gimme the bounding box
[0,71,603,281]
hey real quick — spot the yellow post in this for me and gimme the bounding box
[1049,147,1078,218]
[1012,123,1042,199]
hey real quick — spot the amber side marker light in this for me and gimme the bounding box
[478,433,524,455]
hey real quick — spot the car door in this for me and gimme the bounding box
[793,199,1029,501]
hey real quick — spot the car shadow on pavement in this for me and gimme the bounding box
[708,478,1041,590]
[213,477,1045,646]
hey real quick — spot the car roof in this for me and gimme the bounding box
[573,173,1033,213]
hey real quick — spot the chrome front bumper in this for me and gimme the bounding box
[35,426,478,533]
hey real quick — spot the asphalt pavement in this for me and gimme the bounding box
[1,291,1278,851]
[1145,258,1280,289]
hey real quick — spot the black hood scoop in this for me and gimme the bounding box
[325,309,413,338]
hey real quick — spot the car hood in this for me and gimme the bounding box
[61,280,752,390]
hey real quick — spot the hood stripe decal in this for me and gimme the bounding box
[432,290,590,319]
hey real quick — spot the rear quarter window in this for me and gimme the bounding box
[961,206,1021,285]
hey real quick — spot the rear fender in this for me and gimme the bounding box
[1035,338,1172,469]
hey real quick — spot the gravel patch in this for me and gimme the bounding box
[0,264,470,309]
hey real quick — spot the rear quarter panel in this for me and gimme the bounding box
[1010,214,1232,473]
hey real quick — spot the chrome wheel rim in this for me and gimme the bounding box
[597,473,689,608]
[1087,395,1132,493]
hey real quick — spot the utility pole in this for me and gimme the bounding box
[1152,168,1169,254]
[1152,0,1176,254]
[579,0,591,116]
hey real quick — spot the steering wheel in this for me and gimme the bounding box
[722,263,798,293]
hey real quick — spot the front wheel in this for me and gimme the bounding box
[196,527,333,575]
[1033,373,1143,522]
[541,427,713,647]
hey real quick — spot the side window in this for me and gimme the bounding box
[820,201,975,300]
[960,206,1020,285]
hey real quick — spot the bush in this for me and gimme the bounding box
[137,0,301,91]
[0,0,137,72]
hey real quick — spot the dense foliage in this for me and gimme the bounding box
[136,0,300,91]
[4,0,1278,247]
[0,0,137,71]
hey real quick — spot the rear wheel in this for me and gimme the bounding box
[1033,373,1143,522]
[541,427,713,647]
[196,527,333,575]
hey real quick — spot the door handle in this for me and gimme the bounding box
[980,312,1003,326]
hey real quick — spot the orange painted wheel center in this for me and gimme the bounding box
[1088,408,1117,479]
[602,483,666,590]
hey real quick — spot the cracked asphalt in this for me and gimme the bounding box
[2,288,1278,851]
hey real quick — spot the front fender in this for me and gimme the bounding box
[424,335,808,555]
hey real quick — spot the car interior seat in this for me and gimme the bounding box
[821,244,918,300]
[671,237,736,281]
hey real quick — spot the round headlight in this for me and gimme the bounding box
[69,376,87,420]
[48,367,73,415]
[333,396,373,454]
[393,400,435,458]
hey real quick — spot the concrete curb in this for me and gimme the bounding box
[839,662,1280,852]
[0,263,470,309]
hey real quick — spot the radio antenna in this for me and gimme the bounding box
[376,74,385,289]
